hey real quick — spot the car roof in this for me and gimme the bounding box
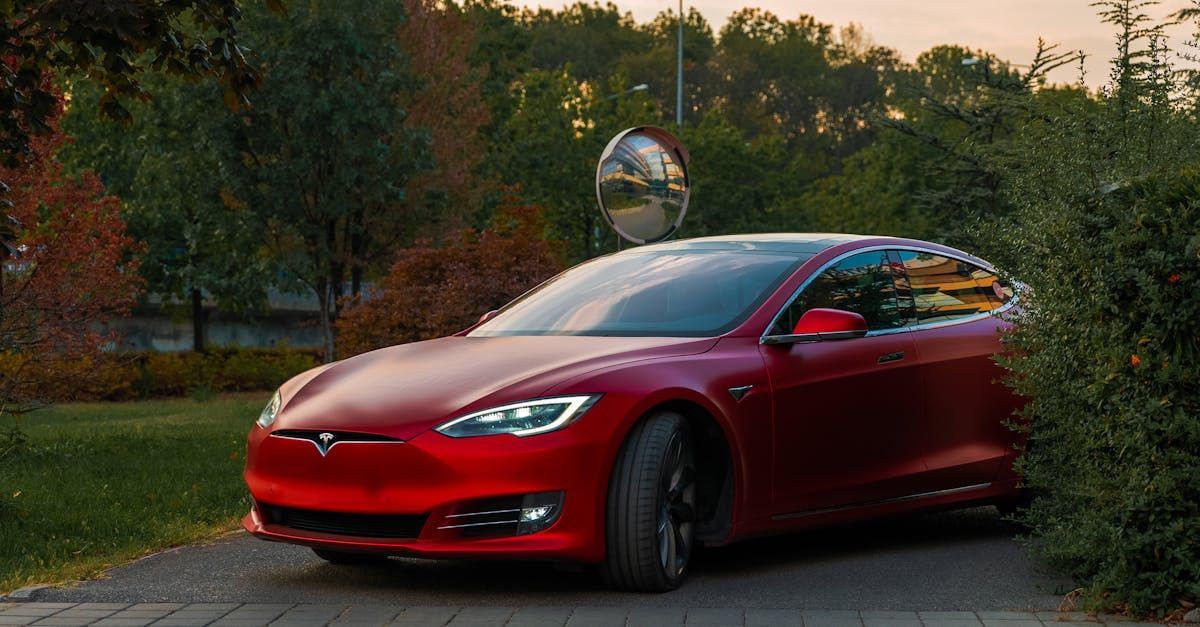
[628,233,872,255]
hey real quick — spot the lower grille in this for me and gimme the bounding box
[261,504,427,539]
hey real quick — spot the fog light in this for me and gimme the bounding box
[521,505,554,522]
[517,491,563,535]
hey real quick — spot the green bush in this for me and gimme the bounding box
[0,348,321,403]
[1001,170,1200,614]
[993,11,1200,610]
[216,349,320,391]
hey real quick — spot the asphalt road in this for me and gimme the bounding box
[33,507,1069,611]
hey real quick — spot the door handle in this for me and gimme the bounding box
[877,351,905,364]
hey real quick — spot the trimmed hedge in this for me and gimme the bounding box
[0,348,320,402]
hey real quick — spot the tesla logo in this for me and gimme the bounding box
[316,432,336,456]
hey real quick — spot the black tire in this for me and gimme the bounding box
[311,548,389,565]
[604,411,697,592]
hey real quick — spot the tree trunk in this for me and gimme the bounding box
[350,205,366,298]
[191,287,206,353]
[351,265,363,298]
[317,281,335,363]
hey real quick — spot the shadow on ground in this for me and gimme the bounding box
[36,506,1069,610]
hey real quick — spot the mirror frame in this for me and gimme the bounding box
[595,126,691,245]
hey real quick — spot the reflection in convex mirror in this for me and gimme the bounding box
[595,126,691,245]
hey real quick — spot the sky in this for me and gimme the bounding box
[507,0,1198,88]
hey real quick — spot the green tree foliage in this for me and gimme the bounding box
[61,76,271,352]
[492,69,656,260]
[800,134,930,237]
[61,0,491,357]
[615,8,716,123]
[476,6,906,259]
[0,0,275,170]
[232,0,432,362]
[807,43,1082,250]
[524,2,653,81]
[677,111,792,236]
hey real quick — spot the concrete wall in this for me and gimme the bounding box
[103,288,327,352]
[105,310,323,352]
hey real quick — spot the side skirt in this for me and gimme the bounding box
[770,482,993,521]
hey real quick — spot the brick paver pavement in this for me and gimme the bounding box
[0,603,1165,627]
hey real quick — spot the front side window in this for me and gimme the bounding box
[770,250,904,335]
[471,250,808,337]
[893,250,1013,324]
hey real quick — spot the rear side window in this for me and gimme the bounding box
[893,250,1013,324]
[771,250,905,334]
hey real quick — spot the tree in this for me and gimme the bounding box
[234,0,432,362]
[396,0,493,243]
[336,200,561,356]
[61,75,272,353]
[492,68,658,261]
[677,110,794,236]
[714,9,837,144]
[798,132,931,238]
[0,0,275,172]
[524,2,653,81]
[0,108,142,412]
[615,8,716,124]
[461,0,533,141]
[805,42,1079,251]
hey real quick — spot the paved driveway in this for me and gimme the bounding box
[28,507,1068,611]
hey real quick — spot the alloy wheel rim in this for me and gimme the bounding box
[656,432,696,579]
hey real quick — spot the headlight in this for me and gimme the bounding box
[257,390,282,429]
[435,395,600,438]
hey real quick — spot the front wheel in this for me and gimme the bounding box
[603,412,697,592]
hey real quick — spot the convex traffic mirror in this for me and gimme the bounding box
[595,126,691,245]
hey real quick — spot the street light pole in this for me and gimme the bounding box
[676,0,683,126]
[606,83,649,100]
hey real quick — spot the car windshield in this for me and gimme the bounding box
[470,250,808,337]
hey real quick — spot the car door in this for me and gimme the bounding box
[892,248,1021,491]
[761,249,928,516]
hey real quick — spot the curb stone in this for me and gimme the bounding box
[2,586,51,601]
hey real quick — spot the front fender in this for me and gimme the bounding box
[545,336,772,542]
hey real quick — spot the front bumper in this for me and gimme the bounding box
[242,419,611,562]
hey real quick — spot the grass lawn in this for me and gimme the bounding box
[0,394,268,593]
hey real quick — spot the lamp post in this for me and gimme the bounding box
[606,83,650,100]
[676,0,683,126]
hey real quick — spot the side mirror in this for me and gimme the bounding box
[478,310,500,325]
[761,308,869,345]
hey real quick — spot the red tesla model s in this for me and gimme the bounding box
[243,233,1024,592]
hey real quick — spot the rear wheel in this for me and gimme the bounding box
[311,548,389,565]
[604,412,697,592]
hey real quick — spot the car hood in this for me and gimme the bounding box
[273,335,717,440]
